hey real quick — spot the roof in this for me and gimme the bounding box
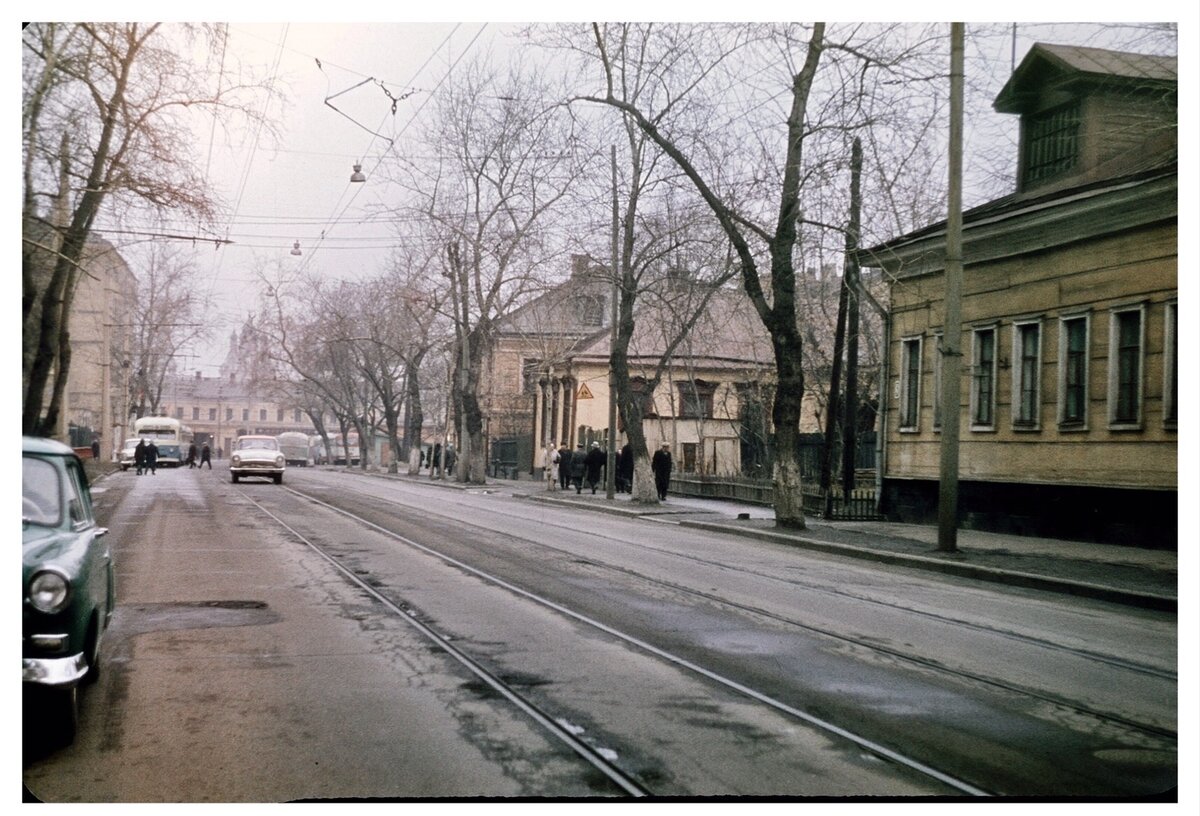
[23,436,75,456]
[994,42,1177,112]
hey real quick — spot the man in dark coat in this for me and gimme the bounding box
[134,439,147,476]
[617,443,634,493]
[200,443,212,469]
[583,442,607,494]
[187,442,198,468]
[91,437,101,461]
[557,444,573,491]
[651,442,673,500]
[569,443,587,493]
[146,440,159,475]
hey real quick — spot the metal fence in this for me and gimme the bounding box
[670,474,882,521]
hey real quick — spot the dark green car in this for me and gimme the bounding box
[22,437,115,746]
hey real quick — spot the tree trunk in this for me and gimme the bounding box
[841,138,863,497]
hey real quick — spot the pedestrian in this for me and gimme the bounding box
[429,443,442,478]
[146,440,159,475]
[651,442,673,500]
[545,443,559,490]
[584,441,606,494]
[134,438,147,476]
[217,446,223,459]
[200,442,212,469]
[444,444,457,476]
[557,443,572,491]
[91,436,101,461]
[419,449,426,469]
[618,442,634,494]
[569,443,587,493]
[187,441,198,468]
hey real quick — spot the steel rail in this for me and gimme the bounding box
[269,482,991,797]
[235,486,651,798]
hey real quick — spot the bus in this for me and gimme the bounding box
[132,416,193,467]
[331,432,360,466]
[276,432,311,467]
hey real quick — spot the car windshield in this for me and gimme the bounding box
[238,438,278,451]
[23,456,62,526]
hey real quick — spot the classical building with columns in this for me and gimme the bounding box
[483,255,779,479]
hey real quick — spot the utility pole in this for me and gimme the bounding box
[606,145,619,499]
[937,23,965,552]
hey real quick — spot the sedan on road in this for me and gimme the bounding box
[22,437,115,747]
[230,435,286,485]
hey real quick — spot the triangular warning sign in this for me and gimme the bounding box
[576,383,594,399]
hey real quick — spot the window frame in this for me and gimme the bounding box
[1107,303,1146,430]
[1021,99,1081,186]
[1011,317,1043,431]
[932,331,943,432]
[1164,299,1177,430]
[1057,312,1090,430]
[898,335,923,432]
[969,325,998,431]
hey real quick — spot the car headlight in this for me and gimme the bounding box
[275,456,285,467]
[231,455,241,465]
[29,570,70,614]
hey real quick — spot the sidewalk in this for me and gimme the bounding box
[503,478,1177,612]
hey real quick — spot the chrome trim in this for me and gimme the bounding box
[23,652,87,687]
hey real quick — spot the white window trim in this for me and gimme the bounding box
[1057,312,1090,430]
[969,325,998,432]
[1011,317,1042,431]
[898,335,923,432]
[1107,303,1146,430]
[1164,299,1177,430]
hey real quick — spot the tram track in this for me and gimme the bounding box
[230,479,992,796]
[285,471,1177,691]
[220,468,1177,796]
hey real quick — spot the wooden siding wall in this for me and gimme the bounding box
[886,221,1176,490]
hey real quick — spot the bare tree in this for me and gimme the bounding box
[21,22,276,436]
[128,245,214,417]
[390,54,588,483]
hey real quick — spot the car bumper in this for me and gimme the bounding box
[23,652,87,687]
[230,466,284,476]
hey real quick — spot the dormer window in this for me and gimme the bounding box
[1022,100,1081,187]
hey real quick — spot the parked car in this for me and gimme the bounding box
[230,435,286,484]
[23,436,116,747]
[118,437,139,471]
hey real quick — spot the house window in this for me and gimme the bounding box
[970,327,997,429]
[242,408,249,421]
[899,336,922,431]
[522,359,541,396]
[677,380,716,419]
[277,408,285,422]
[208,407,217,421]
[226,408,234,421]
[681,442,698,473]
[576,295,604,327]
[192,406,200,420]
[294,409,302,423]
[1164,301,1177,428]
[932,333,943,430]
[1012,320,1041,429]
[1109,305,1144,427]
[175,407,184,419]
[1059,315,1089,428]
[1023,101,1080,186]
[260,408,268,422]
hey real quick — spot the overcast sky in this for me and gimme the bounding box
[12,10,1194,377]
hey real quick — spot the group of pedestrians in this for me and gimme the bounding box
[185,442,213,469]
[133,439,158,475]
[419,443,457,476]
[548,440,673,499]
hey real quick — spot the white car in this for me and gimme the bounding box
[118,438,140,471]
[229,436,286,485]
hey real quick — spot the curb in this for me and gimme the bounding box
[679,520,1177,613]
[513,490,1176,613]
